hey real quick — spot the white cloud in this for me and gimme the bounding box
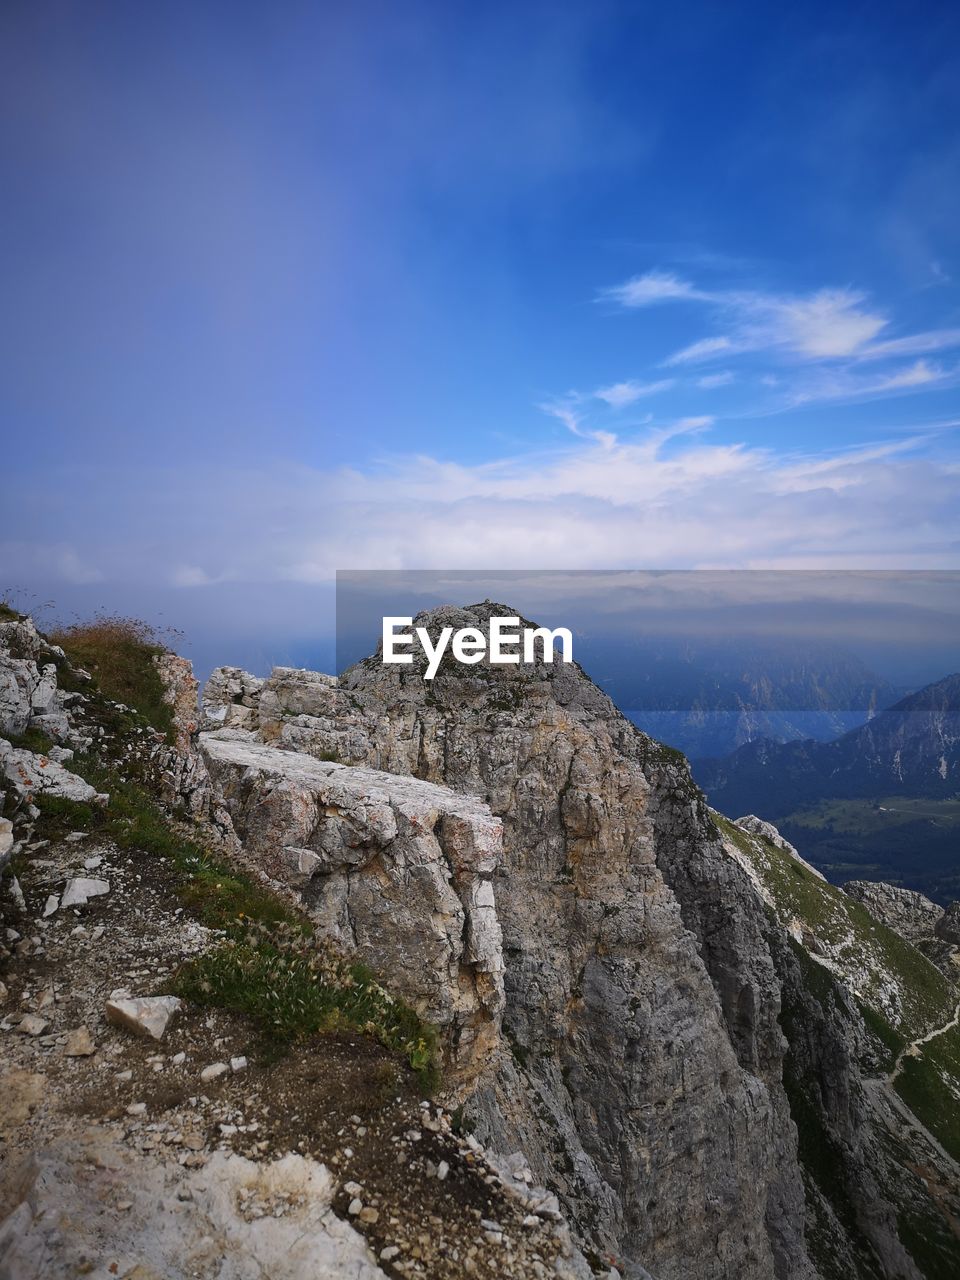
[787,359,953,407]
[171,565,221,587]
[598,270,708,307]
[594,377,675,407]
[697,371,735,388]
[539,395,616,447]
[0,541,103,585]
[759,288,886,357]
[604,268,960,382]
[10,427,956,593]
[664,286,888,364]
[667,335,735,364]
[872,359,946,390]
[855,328,960,360]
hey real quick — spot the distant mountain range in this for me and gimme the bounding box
[581,635,903,758]
[695,673,960,902]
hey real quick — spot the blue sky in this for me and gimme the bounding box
[2,1,959,671]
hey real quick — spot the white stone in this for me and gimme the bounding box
[106,995,182,1041]
[61,877,110,909]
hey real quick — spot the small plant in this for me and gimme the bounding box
[32,763,441,1090]
[48,614,181,742]
[4,727,55,755]
[174,920,440,1089]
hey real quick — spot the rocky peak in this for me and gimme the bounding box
[206,603,814,1279]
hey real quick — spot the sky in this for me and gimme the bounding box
[2,0,959,674]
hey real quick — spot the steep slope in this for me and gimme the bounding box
[202,602,960,1280]
[0,613,596,1280]
[718,815,960,1280]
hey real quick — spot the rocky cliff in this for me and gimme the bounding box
[196,602,960,1279]
[3,604,960,1279]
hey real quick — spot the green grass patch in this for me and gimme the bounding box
[48,615,178,743]
[895,1021,960,1164]
[784,796,960,836]
[32,761,441,1088]
[4,727,56,755]
[712,812,955,1041]
[174,922,440,1090]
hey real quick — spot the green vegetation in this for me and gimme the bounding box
[895,1021,960,1164]
[712,812,955,1040]
[0,600,19,622]
[34,761,441,1088]
[48,614,178,743]
[4,726,55,755]
[786,796,960,835]
[779,796,960,906]
[174,922,439,1088]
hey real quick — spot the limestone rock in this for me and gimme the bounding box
[60,877,110,909]
[937,901,960,946]
[0,740,103,806]
[735,813,827,879]
[63,1025,96,1057]
[17,1014,49,1037]
[215,604,810,1279]
[106,995,182,1042]
[0,1128,386,1280]
[0,618,75,744]
[200,732,505,1091]
[0,817,13,869]
[843,880,945,945]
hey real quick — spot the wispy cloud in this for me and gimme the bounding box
[854,328,960,361]
[598,270,709,307]
[593,377,675,407]
[591,265,960,414]
[668,336,735,364]
[538,395,617,448]
[660,283,889,363]
[603,269,960,378]
[4,429,958,602]
[787,358,954,407]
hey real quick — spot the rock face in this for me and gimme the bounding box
[843,879,960,980]
[205,606,816,1280]
[200,732,506,1092]
[0,617,78,744]
[736,813,826,879]
[0,739,105,806]
[843,881,946,946]
[0,1128,386,1280]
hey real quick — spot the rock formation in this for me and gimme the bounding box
[4,603,960,1279]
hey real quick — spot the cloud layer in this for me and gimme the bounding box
[4,426,959,603]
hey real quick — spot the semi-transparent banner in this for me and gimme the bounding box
[335,569,960,761]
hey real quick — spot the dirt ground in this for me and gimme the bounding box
[0,824,588,1278]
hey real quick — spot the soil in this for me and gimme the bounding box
[0,824,580,1278]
